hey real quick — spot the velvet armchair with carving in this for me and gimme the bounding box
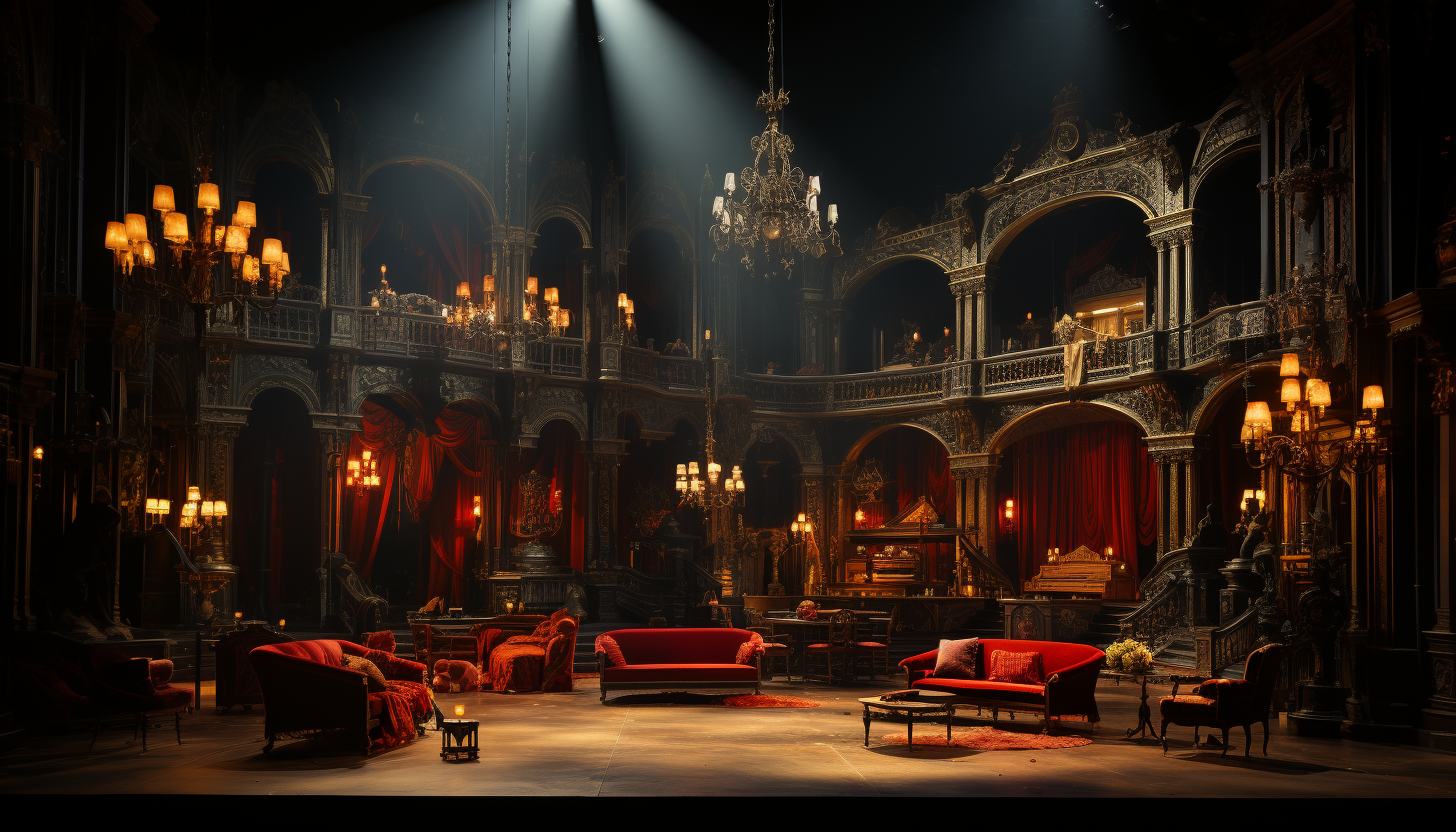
[1159,643,1285,756]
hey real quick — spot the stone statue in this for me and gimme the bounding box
[1190,502,1228,549]
[1239,508,1271,561]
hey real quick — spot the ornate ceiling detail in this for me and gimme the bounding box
[234,353,322,412]
[519,386,589,440]
[1188,100,1261,202]
[1100,381,1185,435]
[832,200,977,299]
[352,364,409,412]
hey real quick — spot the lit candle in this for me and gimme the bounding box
[454,705,465,718]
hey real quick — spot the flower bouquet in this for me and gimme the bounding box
[1105,638,1154,673]
[796,600,819,620]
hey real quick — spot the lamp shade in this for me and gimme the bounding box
[712,195,724,216]
[197,183,221,212]
[152,184,176,213]
[483,275,494,293]
[809,174,821,194]
[260,238,283,265]
[1279,353,1301,377]
[1362,385,1385,410]
[137,241,156,267]
[724,172,736,192]
[544,287,559,306]
[1243,401,1272,428]
[827,204,838,224]
[276,252,290,275]
[1281,377,1303,404]
[163,212,189,243]
[146,498,159,513]
[224,225,248,254]
[241,256,260,283]
[215,500,227,516]
[618,293,628,308]
[187,486,201,502]
[105,222,130,251]
[526,276,538,295]
[234,201,257,228]
[456,281,471,299]
[125,213,149,242]
[200,501,214,517]
[1307,378,1331,408]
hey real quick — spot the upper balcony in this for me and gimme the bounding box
[217,299,1268,411]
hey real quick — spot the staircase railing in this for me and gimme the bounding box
[1118,578,1186,653]
[1193,604,1260,676]
[957,535,1015,598]
[673,553,723,607]
[611,565,681,624]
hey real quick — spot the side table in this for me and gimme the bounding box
[858,690,957,749]
[1102,669,1201,739]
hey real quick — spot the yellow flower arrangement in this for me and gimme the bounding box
[1105,638,1154,673]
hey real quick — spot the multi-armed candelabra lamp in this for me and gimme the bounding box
[1240,352,1385,480]
[347,448,381,495]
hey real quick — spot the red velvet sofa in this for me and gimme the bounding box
[250,639,431,754]
[899,639,1103,732]
[596,628,762,703]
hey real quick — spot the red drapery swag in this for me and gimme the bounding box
[1006,421,1157,583]
[857,429,952,528]
[345,399,493,596]
[423,202,483,303]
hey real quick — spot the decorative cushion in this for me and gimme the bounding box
[595,634,628,668]
[341,655,389,692]
[932,637,979,679]
[854,642,888,649]
[734,632,765,665]
[362,630,396,654]
[1159,693,1217,721]
[987,650,1043,685]
[148,658,175,688]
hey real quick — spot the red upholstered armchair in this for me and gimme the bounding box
[87,655,195,752]
[1160,643,1285,756]
[485,610,579,693]
[250,640,430,754]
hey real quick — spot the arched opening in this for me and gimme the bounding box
[233,388,321,621]
[736,257,801,374]
[742,435,801,592]
[992,198,1155,354]
[844,259,955,373]
[617,415,704,576]
[361,164,487,304]
[992,407,1156,590]
[251,161,324,288]
[1198,377,1268,562]
[528,216,585,337]
[624,227,690,354]
[843,425,954,589]
[508,420,586,572]
[1193,151,1262,310]
[343,395,496,614]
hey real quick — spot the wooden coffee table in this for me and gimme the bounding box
[858,690,957,749]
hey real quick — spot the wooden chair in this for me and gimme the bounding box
[849,615,891,679]
[803,610,855,685]
[746,608,795,683]
[1159,643,1285,756]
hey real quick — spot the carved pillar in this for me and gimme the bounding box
[585,446,626,574]
[338,194,372,308]
[318,206,331,308]
[961,265,998,360]
[1168,237,1181,330]
[1154,238,1168,330]
[947,267,979,361]
[1182,230,1196,324]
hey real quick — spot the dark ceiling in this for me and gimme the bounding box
[144,0,1330,231]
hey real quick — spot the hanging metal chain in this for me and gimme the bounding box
[766,0,776,93]
[505,0,512,231]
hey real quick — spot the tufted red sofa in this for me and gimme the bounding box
[898,638,1103,732]
[250,639,430,754]
[595,628,762,704]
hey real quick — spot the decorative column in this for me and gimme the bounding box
[1145,211,1199,369]
[954,263,997,360]
[337,194,372,308]
[318,206,332,308]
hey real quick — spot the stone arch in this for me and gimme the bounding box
[1190,359,1281,434]
[530,206,592,249]
[235,376,323,414]
[235,82,335,195]
[1187,100,1261,208]
[360,156,499,227]
[843,422,953,466]
[838,252,954,301]
[625,217,694,263]
[984,190,1158,265]
[528,157,593,245]
[984,400,1150,454]
[520,409,589,444]
[443,396,505,439]
[746,423,821,470]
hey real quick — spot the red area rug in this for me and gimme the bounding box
[571,672,599,680]
[723,695,821,708]
[881,727,1092,750]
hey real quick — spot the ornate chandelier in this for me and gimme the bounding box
[104,168,285,327]
[711,0,838,279]
[1240,352,1385,480]
[677,334,745,511]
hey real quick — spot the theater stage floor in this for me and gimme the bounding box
[2,676,1452,797]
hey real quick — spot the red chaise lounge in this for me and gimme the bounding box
[595,628,763,703]
[250,639,431,754]
[898,638,1103,732]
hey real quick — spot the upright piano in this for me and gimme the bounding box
[1022,545,1137,600]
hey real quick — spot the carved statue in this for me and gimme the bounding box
[1190,502,1228,549]
[1239,509,1271,561]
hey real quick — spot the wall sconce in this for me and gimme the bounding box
[1002,499,1015,533]
[854,507,866,528]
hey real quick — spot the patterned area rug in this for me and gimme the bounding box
[880,727,1092,750]
[722,695,821,708]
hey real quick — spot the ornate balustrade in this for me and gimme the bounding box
[982,345,1065,394]
[155,297,194,338]
[1194,604,1260,676]
[525,337,585,377]
[360,310,504,367]
[617,345,661,385]
[736,361,965,413]
[656,355,702,389]
[1186,301,1268,367]
[244,299,320,345]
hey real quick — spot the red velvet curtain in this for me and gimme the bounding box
[857,428,952,527]
[1005,421,1157,582]
[513,422,585,571]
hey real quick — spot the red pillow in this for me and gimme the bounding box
[734,632,765,665]
[595,634,627,667]
[987,650,1043,684]
[931,638,978,679]
[362,630,396,654]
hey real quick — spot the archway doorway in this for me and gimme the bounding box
[843,259,955,373]
[233,388,321,621]
[623,227,690,353]
[742,435,801,594]
[843,425,954,588]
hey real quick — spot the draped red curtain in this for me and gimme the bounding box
[856,427,952,527]
[1063,229,1124,295]
[513,421,585,571]
[423,203,485,303]
[1004,421,1157,583]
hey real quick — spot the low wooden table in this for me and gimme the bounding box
[858,690,957,749]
